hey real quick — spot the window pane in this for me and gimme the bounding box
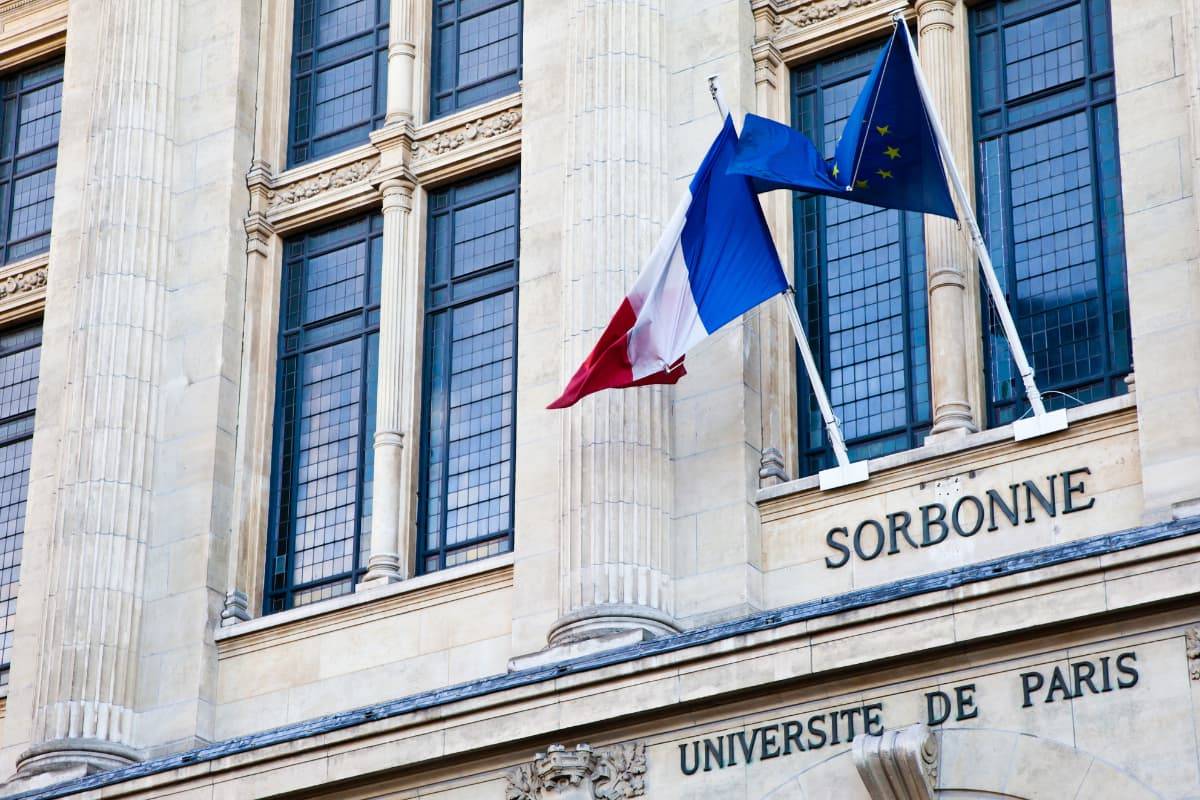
[267,216,381,612]
[0,59,63,265]
[972,0,1129,424]
[420,169,519,573]
[288,0,388,167]
[0,323,40,687]
[791,42,931,477]
[431,0,522,119]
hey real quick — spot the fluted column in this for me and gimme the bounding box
[362,179,416,586]
[917,0,980,436]
[551,0,677,645]
[18,0,179,778]
[385,0,416,126]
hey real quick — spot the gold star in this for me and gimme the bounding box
[854,179,869,189]
[876,124,891,136]
[876,168,894,179]
[832,164,840,178]
[884,145,901,160]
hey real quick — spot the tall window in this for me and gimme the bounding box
[791,43,931,477]
[0,323,39,686]
[430,0,522,119]
[418,168,518,573]
[266,215,381,612]
[288,0,389,167]
[0,59,62,265]
[972,0,1129,424]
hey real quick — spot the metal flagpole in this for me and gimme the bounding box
[707,75,868,488]
[895,15,1068,441]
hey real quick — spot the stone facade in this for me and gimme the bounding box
[0,0,1195,798]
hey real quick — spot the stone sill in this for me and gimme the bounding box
[214,552,515,648]
[757,393,1137,505]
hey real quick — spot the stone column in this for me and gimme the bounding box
[551,0,677,646]
[385,0,416,126]
[17,0,179,780]
[916,0,980,436]
[362,179,416,586]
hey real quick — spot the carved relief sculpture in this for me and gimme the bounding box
[412,108,522,162]
[505,743,646,800]
[775,0,877,33]
[266,157,380,209]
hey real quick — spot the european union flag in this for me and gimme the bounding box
[729,22,957,220]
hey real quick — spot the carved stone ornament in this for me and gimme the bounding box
[267,157,379,209]
[413,108,522,163]
[0,262,47,301]
[852,723,938,800]
[1186,626,1200,680]
[776,0,877,32]
[505,742,646,800]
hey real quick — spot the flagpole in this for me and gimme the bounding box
[895,15,1068,441]
[708,75,868,489]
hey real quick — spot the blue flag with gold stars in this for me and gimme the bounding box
[729,22,956,220]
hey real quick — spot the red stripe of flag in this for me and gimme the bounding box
[547,298,686,409]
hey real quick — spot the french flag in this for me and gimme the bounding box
[549,117,788,409]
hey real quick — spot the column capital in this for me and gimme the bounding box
[914,0,957,33]
[379,178,415,211]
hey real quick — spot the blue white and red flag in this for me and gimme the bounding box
[549,116,787,409]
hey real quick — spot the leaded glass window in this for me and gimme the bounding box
[418,168,518,573]
[288,0,389,167]
[972,0,1129,425]
[0,60,62,265]
[0,323,39,686]
[791,42,932,477]
[430,0,522,119]
[266,215,381,612]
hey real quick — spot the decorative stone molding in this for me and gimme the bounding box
[0,259,45,301]
[266,157,380,209]
[412,108,521,163]
[776,0,877,33]
[1186,626,1200,680]
[852,723,938,800]
[505,743,646,800]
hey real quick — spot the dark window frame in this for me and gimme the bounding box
[430,0,523,119]
[0,58,62,266]
[287,0,390,168]
[790,40,932,477]
[265,214,383,613]
[0,321,40,686]
[417,166,519,574]
[970,0,1130,425]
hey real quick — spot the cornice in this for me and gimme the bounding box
[767,0,911,65]
[256,144,382,234]
[246,93,523,232]
[0,252,47,327]
[411,92,522,186]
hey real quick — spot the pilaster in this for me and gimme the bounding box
[915,0,981,438]
[15,0,181,781]
[552,0,677,646]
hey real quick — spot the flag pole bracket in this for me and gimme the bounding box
[1012,408,1068,441]
[818,461,872,492]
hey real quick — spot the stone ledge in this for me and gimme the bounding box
[214,553,514,658]
[11,514,1200,800]
[758,394,1137,510]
